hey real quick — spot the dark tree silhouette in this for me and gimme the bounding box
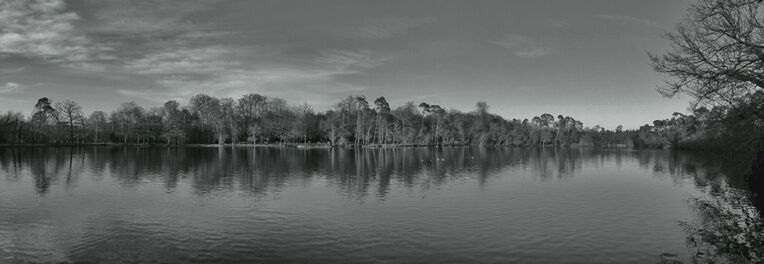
[649,0,764,113]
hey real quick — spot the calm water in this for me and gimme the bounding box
[0,146,756,263]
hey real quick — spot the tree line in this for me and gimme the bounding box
[0,94,638,147]
[2,91,752,150]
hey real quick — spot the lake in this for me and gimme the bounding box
[0,146,758,263]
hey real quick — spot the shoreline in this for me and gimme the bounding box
[0,143,645,149]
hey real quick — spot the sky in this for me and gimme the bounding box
[0,0,693,129]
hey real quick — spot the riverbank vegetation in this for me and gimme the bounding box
[649,0,764,263]
[0,91,760,151]
[0,94,635,147]
[0,89,760,152]
[1,91,740,149]
[647,0,764,158]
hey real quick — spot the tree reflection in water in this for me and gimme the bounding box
[1,146,763,263]
[0,146,590,198]
[676,151,764,264]
[680,184,763,264]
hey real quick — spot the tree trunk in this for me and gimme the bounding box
[382,119,386,145]
[377,115,381,144]
[217,128,224,145]
[69,119,74,143]
[356,112,362,147]
[434,122,438,145]
[420,117,425,140]
[331,125,336,146]
[16,121,22,144]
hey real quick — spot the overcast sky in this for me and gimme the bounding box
[0,0,693,129]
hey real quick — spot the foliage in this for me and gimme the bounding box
[680,184,764,264]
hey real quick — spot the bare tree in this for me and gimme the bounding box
[237,93,266,143]
[189,94,225,145]
[220,97,238,144]
[112,102,144,144]
[428,105,445,145]
[55,100,83,143]
[649,0,764,114]
[88,111,108,143]
[298,103,313,144]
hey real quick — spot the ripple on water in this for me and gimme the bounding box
[0,147,749,263]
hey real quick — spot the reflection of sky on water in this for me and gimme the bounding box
[0,147,759,264]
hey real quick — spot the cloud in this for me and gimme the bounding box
[116,48,383,106]
[0,67,25,75]
[315,50,388,72]
[514,47,554,58]
[116,67,369,107]
[547,18,570,29]
[124,46,237,75]
[0,0,108,63]
[0,0,224,73]
[117,49,387,103]
[595,14,660,28]
[0,82,24,94]
[3,1,388,107]
[344,17,436,40]
[489,34,553,58]
[84,0,217,34]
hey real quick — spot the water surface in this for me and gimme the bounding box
[0,147,755,263]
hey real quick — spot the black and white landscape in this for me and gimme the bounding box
[1,0,763,263]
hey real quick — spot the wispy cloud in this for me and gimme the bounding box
[117,67,370,106]
[514,48,554,59]
[489,34,553,58]
[547,18,570,29]
[124,46,237,75]
[84,0,217,34]
[1,0,226,74]
[0,0,109,63]
[595,14,660,28]
[315,50,388,72]
[3,0,391,108]
[116,45,387,103]
[117,49,387,105]
[343,17,436,40]
[0,67,25,75]
[0,82,24,94]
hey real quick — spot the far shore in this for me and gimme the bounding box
[0,142,642,149]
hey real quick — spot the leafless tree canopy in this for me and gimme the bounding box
[650,0,764,110]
